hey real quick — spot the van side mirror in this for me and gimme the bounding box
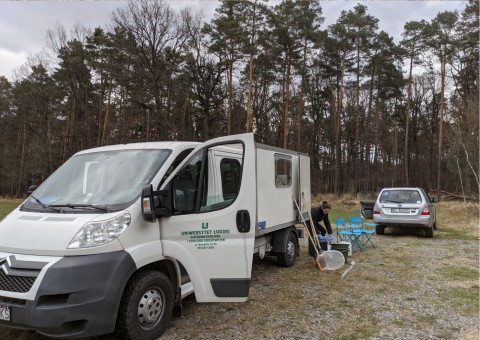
[142,185,156,222]
[27,185,37,195]
[141,184,172,222]
[430,197,440,203]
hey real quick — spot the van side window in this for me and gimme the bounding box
[275,155,292,187]
[159,148,194,188]
[220,158,241,200]
[171,150,202,214]
[171,143,244,215]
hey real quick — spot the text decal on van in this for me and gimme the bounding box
[181,227,230,250]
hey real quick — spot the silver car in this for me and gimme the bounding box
[373,187,439,238]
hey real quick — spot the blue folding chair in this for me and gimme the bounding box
[336,218,362,253]
[349,216,376,249]
[335,218,348,242]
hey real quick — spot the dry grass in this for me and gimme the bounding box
[436,201,479,239]
[0,199,23,221]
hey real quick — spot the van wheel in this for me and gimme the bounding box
[277,231,297,267]
[116,271,173,340]
[376,225,385,235]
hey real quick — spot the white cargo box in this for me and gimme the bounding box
[255,143,311,235]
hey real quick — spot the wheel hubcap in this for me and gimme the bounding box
[138,288,164,330]
[287,240,295,260]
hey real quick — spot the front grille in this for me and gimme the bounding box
[0,270,36,293]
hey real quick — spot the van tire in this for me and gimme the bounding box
[277,231,297,267]
[115,270,173,340]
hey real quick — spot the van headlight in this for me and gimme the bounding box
[67,211,131,249]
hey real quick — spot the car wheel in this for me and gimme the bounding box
[116,271,173,340]
[433,221,437,230]
[376,225,385,235]
[425,225,434,238]
[277,231,297,267]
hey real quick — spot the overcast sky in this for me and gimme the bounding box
[0,0,467,81]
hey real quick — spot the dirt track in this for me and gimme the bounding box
[160,229,479,340]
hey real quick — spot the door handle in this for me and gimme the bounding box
[236,210,250,233]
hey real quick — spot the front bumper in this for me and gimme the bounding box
[0,251,136,338]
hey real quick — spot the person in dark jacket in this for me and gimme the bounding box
[311,201,333,237]
[308,201,333,257]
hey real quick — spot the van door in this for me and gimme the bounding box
[159,134,256,302]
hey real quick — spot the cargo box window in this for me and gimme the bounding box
[275,155,292,187]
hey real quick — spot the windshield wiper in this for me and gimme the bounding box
[30,195,63,213]
[49,203,111,213]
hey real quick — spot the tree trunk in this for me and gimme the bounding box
[297,38,307,151]
[354,41,361,194]
[335,47,347,196]
[227,47,234,135]
[436,58,446,199]
[246,1,257,133]
[405,53,414,186]
[146,108,151,142]
[101,74,113,145]
[63,90,76,162]
[17,120,27,197]
[47,116,52,174]
[246,56,254,133]
[283,55,291,149]
[366,62,376,192]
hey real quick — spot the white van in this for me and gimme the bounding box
[0,133,310,339]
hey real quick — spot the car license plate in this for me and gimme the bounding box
[0,305,10,321]
[392,208,410,213]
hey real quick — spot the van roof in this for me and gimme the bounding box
[75,141,201,155]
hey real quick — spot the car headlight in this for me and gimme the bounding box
[67,211,131,249]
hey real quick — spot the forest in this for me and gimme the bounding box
[0,0,478,199]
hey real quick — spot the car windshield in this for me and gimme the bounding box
[379,189,422,204]
[23,149,171,213]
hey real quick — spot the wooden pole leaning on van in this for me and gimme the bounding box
[302,192,322,251]
[292,194,322,270]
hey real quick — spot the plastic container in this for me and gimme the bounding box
[318,250,345,271]
[318,235,333,251]
[331,243,349,263]
[338,241,352,256]
[319,240,329,251]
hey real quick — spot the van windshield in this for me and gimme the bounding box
[23,149,171,213]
